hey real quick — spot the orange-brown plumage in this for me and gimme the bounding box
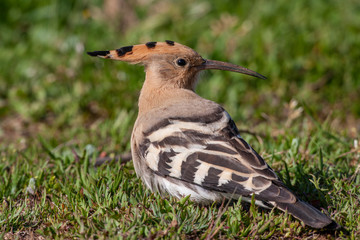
[89,41,200,63]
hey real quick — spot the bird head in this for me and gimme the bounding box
[87,40,266,90]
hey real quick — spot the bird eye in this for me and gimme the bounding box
[176,58,187,66]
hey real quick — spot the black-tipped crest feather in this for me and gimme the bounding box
[87,51,110,57]
[116,46,133,57]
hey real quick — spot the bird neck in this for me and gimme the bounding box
[137,71,198,115]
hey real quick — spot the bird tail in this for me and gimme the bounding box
[276,200,338,229]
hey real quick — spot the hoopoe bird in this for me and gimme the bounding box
[88,41,336,229]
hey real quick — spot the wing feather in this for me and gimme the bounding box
[138,109,296,204]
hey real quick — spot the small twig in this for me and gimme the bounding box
[238,129,266,138]
[71,148,80,162]
[94,152,132,167]
[348,164,360,182]
[206,197,232,240]
[263,150,288,159]
[335,148,359,159]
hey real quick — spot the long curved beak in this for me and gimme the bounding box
[198,59,266,80]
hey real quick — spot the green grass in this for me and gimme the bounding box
[1,0,359,238]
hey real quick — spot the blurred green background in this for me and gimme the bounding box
[1,0,359,149]
[1,0,360,238]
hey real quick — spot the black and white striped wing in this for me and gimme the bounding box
[138,108,296,205]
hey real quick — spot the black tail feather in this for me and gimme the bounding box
[276,200,337,229]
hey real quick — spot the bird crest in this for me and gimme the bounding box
[87,40,266,80]
[87,40,198,64]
